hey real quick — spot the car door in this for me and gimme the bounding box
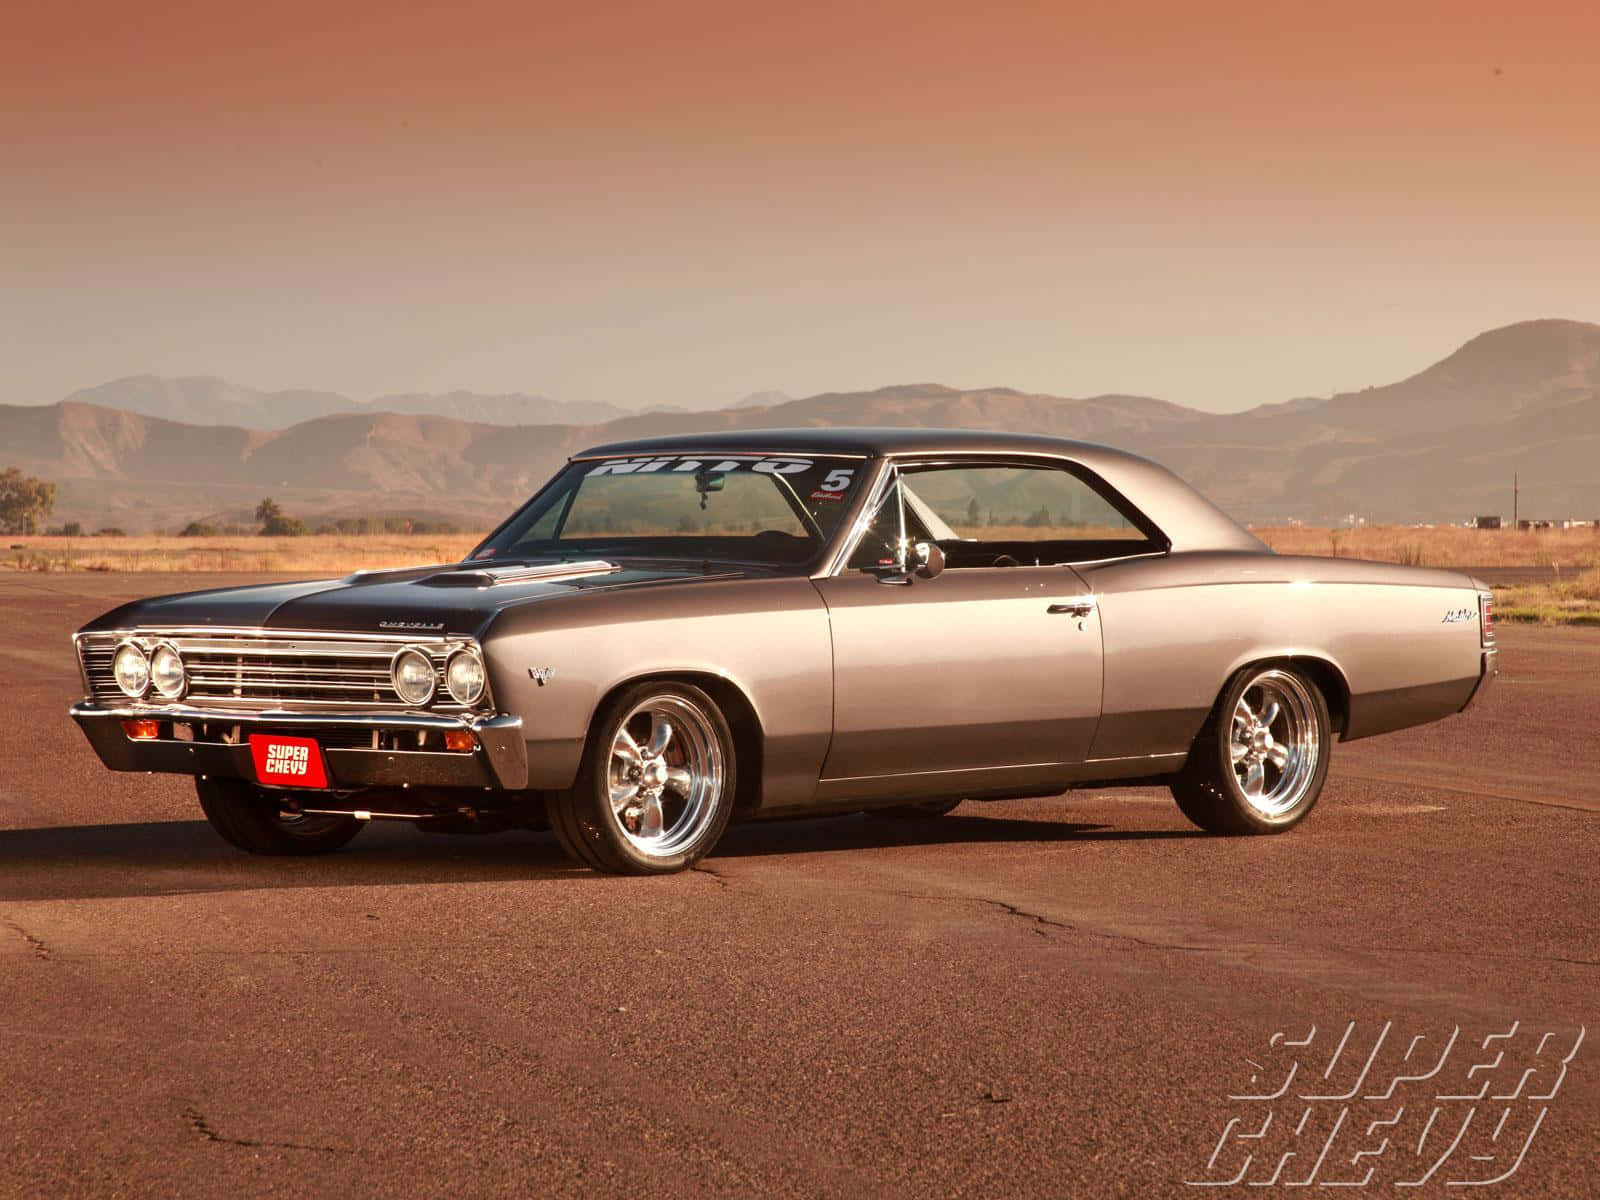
[811,458,1114,795]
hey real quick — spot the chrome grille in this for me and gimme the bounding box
[76,630,479,713]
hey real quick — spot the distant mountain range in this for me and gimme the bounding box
[61,377,634,429]
[5,319,1597,530]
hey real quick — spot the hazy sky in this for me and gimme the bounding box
[5,0,1599,413]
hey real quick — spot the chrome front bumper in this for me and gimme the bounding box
[69,702,529,791]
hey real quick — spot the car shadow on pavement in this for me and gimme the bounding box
[0,819,589,902]
[711,812,1207,860]
[0,811,1206,901]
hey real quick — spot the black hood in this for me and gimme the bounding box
[80,560,761,638]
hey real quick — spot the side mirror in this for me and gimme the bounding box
[912,541,945,579]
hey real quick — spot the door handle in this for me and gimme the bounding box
[1047,597,1096,617]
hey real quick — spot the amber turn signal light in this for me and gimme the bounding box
[121,719,160,740]
[443,729,477,753]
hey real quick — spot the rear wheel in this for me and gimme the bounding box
[195,776,365,855]
[547,682,736,875]
[1170,666,1330,834]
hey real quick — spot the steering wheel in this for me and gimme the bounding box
[992,554,1021,568]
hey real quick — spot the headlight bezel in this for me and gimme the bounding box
[390,646,439,707]
[149,641,187,700]
[445,648,487,707]
[112,641,152,699]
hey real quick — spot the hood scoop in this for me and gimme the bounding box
[421,560,622,589]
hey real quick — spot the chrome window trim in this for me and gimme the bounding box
[820,451,1170,578]
[813,457,898,579]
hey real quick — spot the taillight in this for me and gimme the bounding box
[1479,592,1495,647]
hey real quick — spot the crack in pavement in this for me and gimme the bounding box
[692,863,732,890]
[890,890,1221,953]
[4,918,53,961]
[182,1106,347,1155]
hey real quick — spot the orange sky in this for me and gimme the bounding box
[4,0,1599,412]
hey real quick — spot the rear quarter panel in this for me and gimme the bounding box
[1079,552,1487,759]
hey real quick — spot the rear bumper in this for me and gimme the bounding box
[69,702,529,791]
[1460,647,1499,712]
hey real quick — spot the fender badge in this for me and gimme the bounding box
[1441,608,1474,623]
[528,667,555,686]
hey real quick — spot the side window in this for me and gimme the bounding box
[895,462,1159,567]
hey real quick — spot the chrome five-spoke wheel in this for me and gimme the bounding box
[608,695,725,856]
[1228,670,1320,818]
[549,681,738,874]
[1171,665,1331,834]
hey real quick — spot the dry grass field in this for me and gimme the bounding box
[1489,568,1600,625]
[3,533,484,575]
[1253,523,1600,568]
[7,525,1599,622]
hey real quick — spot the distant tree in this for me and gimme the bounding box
[0,467,58,534]
[254,498,283,525]
[1025,506,1052,528]
[95,527,127,537]
[179,521,219,537]
[261,514,310,536]
[675,514,697,533]
[965,498,981,528]
[48,521,85,537]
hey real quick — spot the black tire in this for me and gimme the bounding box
[1170,665,1331,835]
[195,776,365,856]
[866,798,962,819]
[547,681,737,875]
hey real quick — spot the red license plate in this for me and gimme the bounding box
[248,735,329,789]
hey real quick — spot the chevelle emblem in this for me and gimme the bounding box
[1441,608,1475,623]
[379,620,445,632]
[528,667,555,685]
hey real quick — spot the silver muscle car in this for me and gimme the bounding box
[71,429,1498,874]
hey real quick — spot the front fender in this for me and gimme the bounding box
[482,577,833,805]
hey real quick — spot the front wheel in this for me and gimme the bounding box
[1170,666,1330,835]
[195,777,365,855]
[547,682,737,874]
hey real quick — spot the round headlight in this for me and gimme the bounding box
[391,648,437,706]
[112,643,151,698]
[150,643,186,699]
[445,649,486,706]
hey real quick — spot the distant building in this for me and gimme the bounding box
[1475,515,1502,530]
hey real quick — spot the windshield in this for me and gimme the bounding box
[471,453,870,569]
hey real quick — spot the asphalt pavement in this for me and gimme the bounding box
[1,573,1594,1198]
